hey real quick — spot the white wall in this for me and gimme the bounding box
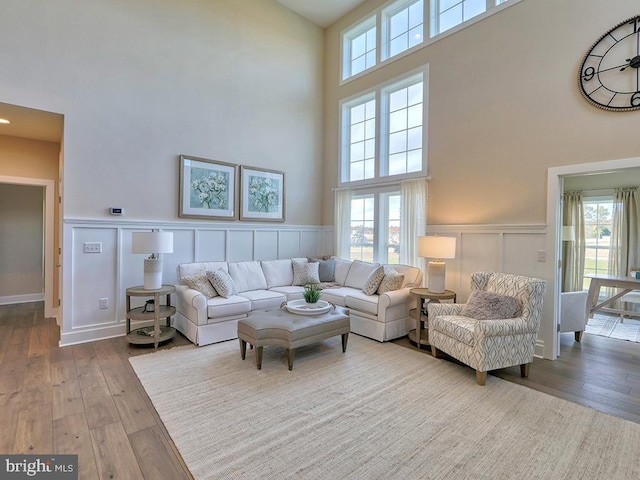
[0,0,326,343]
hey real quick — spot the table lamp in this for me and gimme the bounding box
[132,230,174,290]
[418,235,456,294]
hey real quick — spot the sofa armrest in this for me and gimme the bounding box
[175,284,208,326]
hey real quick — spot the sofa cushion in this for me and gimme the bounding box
[208,269,237,298]
[228,261,268,292]
[308,257,336,282]
[261,259,293,288]
[430,315,476,346]
[460,290,521,320]
[377,266,405,294]
[182,271,218,298]
[317,286,352,307]
[177,261,228,284]
[206,295,251,319]
[388,264,421,288]
[344,260,380,290]
[238,290,286,310]
[345,290,379,315]
[292,259,320,285]
[333,258,352,285]
[362,265,385,295]
[268,285,305,300]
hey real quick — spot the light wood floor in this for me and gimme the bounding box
[1,302,639,479]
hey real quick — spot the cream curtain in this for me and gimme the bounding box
[400,178,427,270]
[562,191,585,292]
[609,187,640,277]
[334,188,352,260]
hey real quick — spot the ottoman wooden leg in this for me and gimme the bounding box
[239,339,247,360]
[287,349,295,371]
[255,346,263,370]
[342,332,349,352]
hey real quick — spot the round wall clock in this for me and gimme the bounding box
[579,14,640,111]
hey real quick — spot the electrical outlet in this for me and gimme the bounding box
[84,242,102,253]
[537,250,546,262]
[99,297,108,309]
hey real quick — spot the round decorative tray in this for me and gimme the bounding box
[285,299,332,315]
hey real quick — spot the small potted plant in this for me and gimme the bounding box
[302,283,321,308]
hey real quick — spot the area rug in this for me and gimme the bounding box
[130,335,640,479]
[586,313,640,342]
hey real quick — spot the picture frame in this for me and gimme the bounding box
[240,166,285,222]
[179,155,238,220]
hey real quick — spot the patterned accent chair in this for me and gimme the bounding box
[428,272,547,385]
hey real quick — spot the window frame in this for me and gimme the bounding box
[342,15,377,81]
[339,67,428,189]
[340,0,521,84]
[381,0,425,62]
[582,195,614,288]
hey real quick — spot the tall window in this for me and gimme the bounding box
[341,71,425,185]
[349,191,401,264]
[342,17,376,80]
[431,0,510,36]
[382,0,424,61]
[583,197,614,287]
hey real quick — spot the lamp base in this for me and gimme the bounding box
[427,261,446,294]
[143,258,163,290]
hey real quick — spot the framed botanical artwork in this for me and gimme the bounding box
[179,155,238,220]
[240,166,285,222]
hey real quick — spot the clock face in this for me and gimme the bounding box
[579,15,640,111]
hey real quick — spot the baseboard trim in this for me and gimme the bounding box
[0,294,44,305]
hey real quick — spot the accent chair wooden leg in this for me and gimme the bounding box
[431,346,440,358]
[476,371,487,386]
[287,349,295,371]
[575,331,584,342]
[342,332,349,352]
[255,346,263,370]
[520,363,531,378]
[239,339,247,360]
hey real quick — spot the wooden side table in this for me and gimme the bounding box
[125,284,177,348]
[408,288,456,349]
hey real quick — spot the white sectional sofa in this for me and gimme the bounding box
[174,257,422,346]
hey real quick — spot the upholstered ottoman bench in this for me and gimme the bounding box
[237,306,350,370]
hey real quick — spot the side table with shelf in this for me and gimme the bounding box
[126,284,177,348]
[408,288,456,349]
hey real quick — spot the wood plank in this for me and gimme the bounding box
[53,412,100,480]
[129,425,191,480]
[75,358,121,430]
[51,358,85,421]
[91,421,144,480]
[13,404,53,454]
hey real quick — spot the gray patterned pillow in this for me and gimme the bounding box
[362,265,385,295]
[183,271,218,299]
[460,290,521,320]
[377,267,405,294]
[292,260,320,286]
[208,269,237,298]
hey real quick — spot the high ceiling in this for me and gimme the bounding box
[275,0,367,28]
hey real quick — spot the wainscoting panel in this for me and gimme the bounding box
[196,229,225,262]
[61,220,332,346]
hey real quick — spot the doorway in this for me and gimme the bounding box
[548,156,640,358]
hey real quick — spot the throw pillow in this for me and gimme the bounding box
[377,267,405,294]
[182,271,218,299]
[292,259,321,286]
[460,290,521,320]
[362,265,385,295]
[208,269,237,298]
[308,257,336,282]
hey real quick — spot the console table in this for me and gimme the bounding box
[408,288,456,349]
[125,284,176,348]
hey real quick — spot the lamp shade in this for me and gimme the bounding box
[132,231,174,254]
[561,226,575,242]
[418,236,456,260]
